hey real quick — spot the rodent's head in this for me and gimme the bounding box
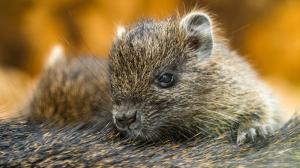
[110,12,251,140]
[109,11,219,141]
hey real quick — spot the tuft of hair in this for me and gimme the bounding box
[46,44,66,68]
[116,26,127,39]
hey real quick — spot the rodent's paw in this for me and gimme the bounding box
[237,124,274,145]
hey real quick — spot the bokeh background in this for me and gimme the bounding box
[0,0,299,119]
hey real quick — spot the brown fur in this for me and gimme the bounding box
[23,56,112,125]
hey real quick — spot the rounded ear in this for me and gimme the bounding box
[46,44,66,68]
[180,12,213,58]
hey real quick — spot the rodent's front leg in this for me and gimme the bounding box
[237,122,274,145]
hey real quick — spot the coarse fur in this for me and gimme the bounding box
[22,52,112,125]
[0,114,299,167]
[109,10,282,144]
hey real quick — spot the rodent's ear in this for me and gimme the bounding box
[115,26,126,39]
[180,12,213,58]
[45,44,66,68]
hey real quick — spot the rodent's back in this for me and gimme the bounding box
[23,56,112,125]
[0,115,299,167]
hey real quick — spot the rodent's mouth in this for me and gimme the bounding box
[126,128,144,138]
[112,109,162,141]
[113,120,157,141]
[125,127,159,141]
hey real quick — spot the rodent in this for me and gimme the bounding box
[0,115,300,167]
[22,10,281,145]
[22,45,112,126]
[1,9,297,167]
[109,10,282,144]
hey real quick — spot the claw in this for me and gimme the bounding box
[237,124,274,145]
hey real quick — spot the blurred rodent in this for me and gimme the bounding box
[22,45,112,125]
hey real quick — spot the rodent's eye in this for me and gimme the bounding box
[113,99,121,106]
[155,72,176,88]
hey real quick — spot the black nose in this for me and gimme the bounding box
[114,111,137,130]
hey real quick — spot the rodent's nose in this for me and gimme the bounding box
[114,111,137,130]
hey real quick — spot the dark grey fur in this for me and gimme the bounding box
[0,115,300,167]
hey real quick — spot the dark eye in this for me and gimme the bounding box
[113,99,121,106]
[156,72,176,88]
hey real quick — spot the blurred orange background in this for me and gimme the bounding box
[0,0,299,120]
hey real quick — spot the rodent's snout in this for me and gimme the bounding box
[113,110,141,131]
